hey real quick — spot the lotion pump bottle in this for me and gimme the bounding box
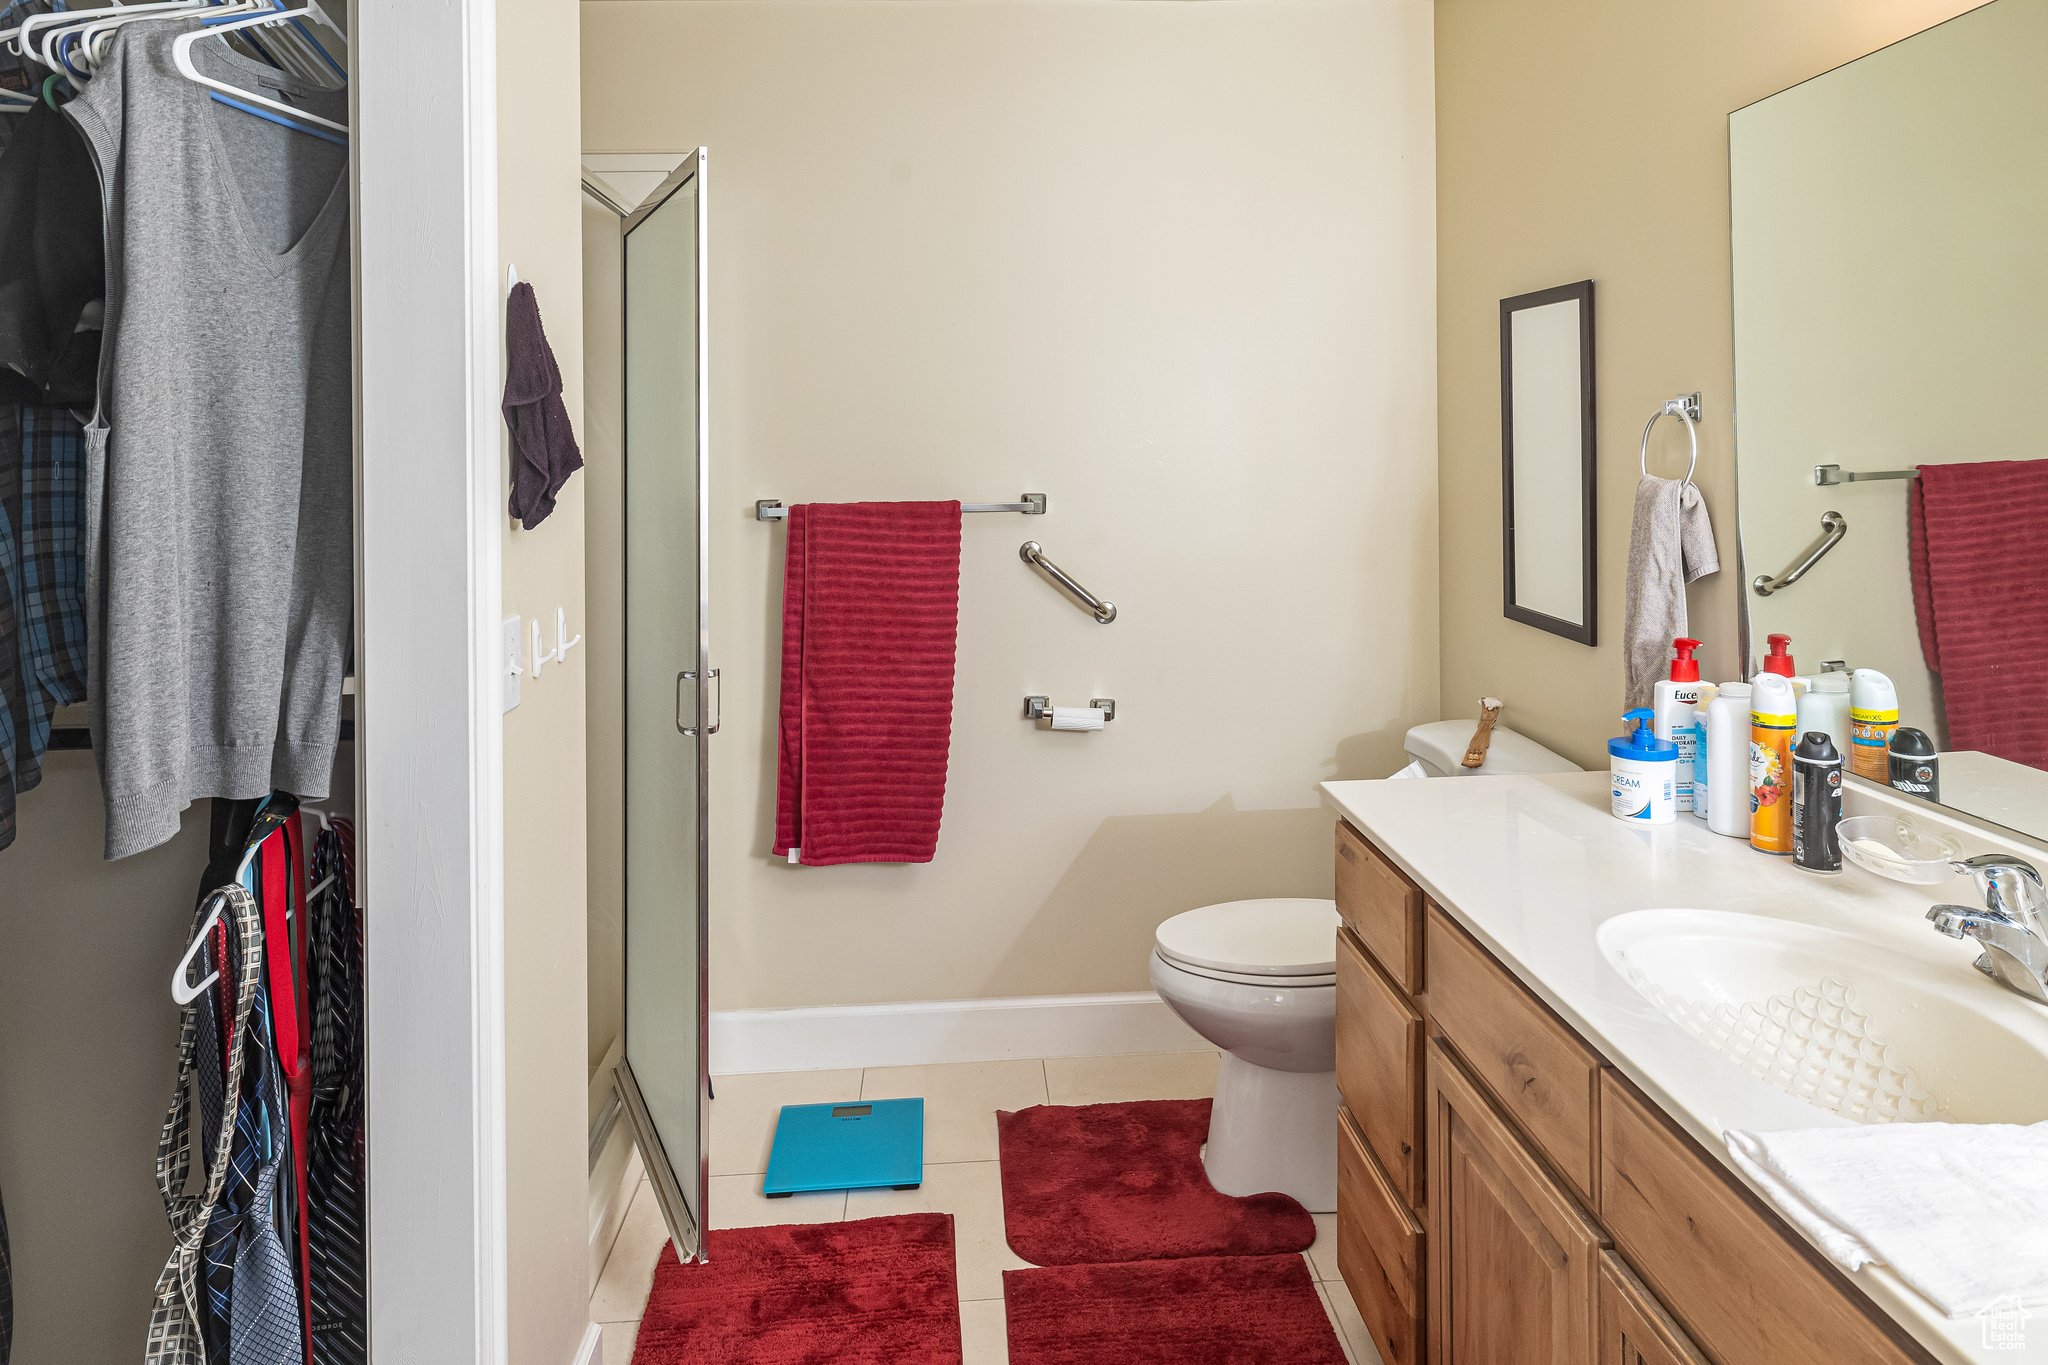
[1653,638,1704,814]
[1702,682,1752,838]
[1761,633,1796,678]
[1611,709,1678,825]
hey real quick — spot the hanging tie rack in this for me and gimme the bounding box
[756,493,1046,521]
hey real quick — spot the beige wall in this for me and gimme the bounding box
[582,0,1438,1011]
[1435,0,1985,769]
[500,0,592,1358]
[0,765,208,1360]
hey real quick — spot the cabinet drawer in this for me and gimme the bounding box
[1598,1072,1935,1365]
[1335,818,1424,992]
[1426,1040,1604,1365]
[1598,1252,1709,1365]
[1339,1104,1424,1365]
[1425,904,1602,1204]
[1337,926,1425,1209]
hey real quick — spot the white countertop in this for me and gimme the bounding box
[1320,770,2048,1365]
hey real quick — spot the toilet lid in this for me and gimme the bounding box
[1154,898,1340,977]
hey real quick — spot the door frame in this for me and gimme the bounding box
[356,0,509,1358]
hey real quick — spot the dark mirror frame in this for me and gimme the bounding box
[1500,279,1598,646]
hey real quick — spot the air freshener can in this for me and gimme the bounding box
[1791,731,1843,874]
[1749,673,1799,855]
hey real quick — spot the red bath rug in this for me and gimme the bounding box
[1003,1254,1346,1365]
[996,1099,1314,1264]
[631,1213,962,1364]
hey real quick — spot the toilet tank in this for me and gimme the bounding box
[1402,719,1582,778]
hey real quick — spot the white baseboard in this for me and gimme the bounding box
[710,990,1207,1075]
[573,1320,604,1365]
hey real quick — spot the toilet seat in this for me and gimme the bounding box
[1152,952,1335,989]
[1154,898,1341,979]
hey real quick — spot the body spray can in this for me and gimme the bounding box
[1791,731,1844,874]
[1887,727,1940,803]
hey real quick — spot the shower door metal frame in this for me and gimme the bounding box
[597,147,713,1263]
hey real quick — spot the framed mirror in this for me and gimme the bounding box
[1731,0,2048,840]
[1500,280,1597,645]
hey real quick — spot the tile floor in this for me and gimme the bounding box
[590,1050,1386,1364]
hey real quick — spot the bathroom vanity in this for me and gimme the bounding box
[1322,771,2048,1365]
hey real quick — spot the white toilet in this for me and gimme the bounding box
[1147,724,1579,1214]
[1398,718,1581,778]
[1150,898,1343,1212]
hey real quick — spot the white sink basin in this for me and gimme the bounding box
[1598,909,2048,1125]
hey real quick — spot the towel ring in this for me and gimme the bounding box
[1640,392,1702,487]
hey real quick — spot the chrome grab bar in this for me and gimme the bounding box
[1752,511,1847,597]
[1020,541,1116,623]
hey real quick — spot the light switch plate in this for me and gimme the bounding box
[503,616,522,712]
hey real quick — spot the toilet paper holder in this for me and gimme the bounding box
[1025,696,1115,724]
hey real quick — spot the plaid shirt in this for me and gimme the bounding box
[0,402,87,815]
[15,403,88,749]
[0,406,19,851]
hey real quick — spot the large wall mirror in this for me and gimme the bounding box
[1501,280,1597,645]
[1731,0,2048,838]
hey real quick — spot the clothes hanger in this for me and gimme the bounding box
[21,0,223,78]
[78,0,253,72]
[170,823,271,1005]
[172,3,347,142]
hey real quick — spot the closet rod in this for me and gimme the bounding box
[47,720,355,751]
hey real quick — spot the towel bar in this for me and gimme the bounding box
[756,494,1047,521]
[1640,393,1702,487]
[1814,464,1918,485]
[1753,511,1847,597]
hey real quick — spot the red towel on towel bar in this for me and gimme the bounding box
[775,501,963,865]
[1908,459,2048,770]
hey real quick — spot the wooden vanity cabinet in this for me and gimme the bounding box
[1599,1071,1934,1365]
[1335,817,1424,993]
[1338,1104,1424,1365]
[1331,817,1942,1365]
[1425,904,1602,1205]
[1336,925,1425,1207]
[1597,1252,1710,1365]
[1426,1039,1605,1365]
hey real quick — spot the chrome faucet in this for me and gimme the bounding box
[1927,855,2048,1004]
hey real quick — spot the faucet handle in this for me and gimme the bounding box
[1953,854,2047,929]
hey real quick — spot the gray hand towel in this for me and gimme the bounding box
[1624,475,1719,711]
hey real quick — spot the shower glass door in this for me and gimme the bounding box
[617,148,712,1260]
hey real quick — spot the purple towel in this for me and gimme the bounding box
[503,281,584,530]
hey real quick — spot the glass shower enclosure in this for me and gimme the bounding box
[603,148,713,1260]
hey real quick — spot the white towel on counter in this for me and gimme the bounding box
[1624,475,1719,711]
[1724,1122,2048,1318]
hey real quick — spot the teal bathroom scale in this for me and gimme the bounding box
[763,1097,925,1197]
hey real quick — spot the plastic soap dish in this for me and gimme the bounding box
[1837,815,1963,885]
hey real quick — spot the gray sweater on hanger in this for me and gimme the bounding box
[66,21,352,859]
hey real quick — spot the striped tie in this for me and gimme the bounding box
[306,825,367,1364]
